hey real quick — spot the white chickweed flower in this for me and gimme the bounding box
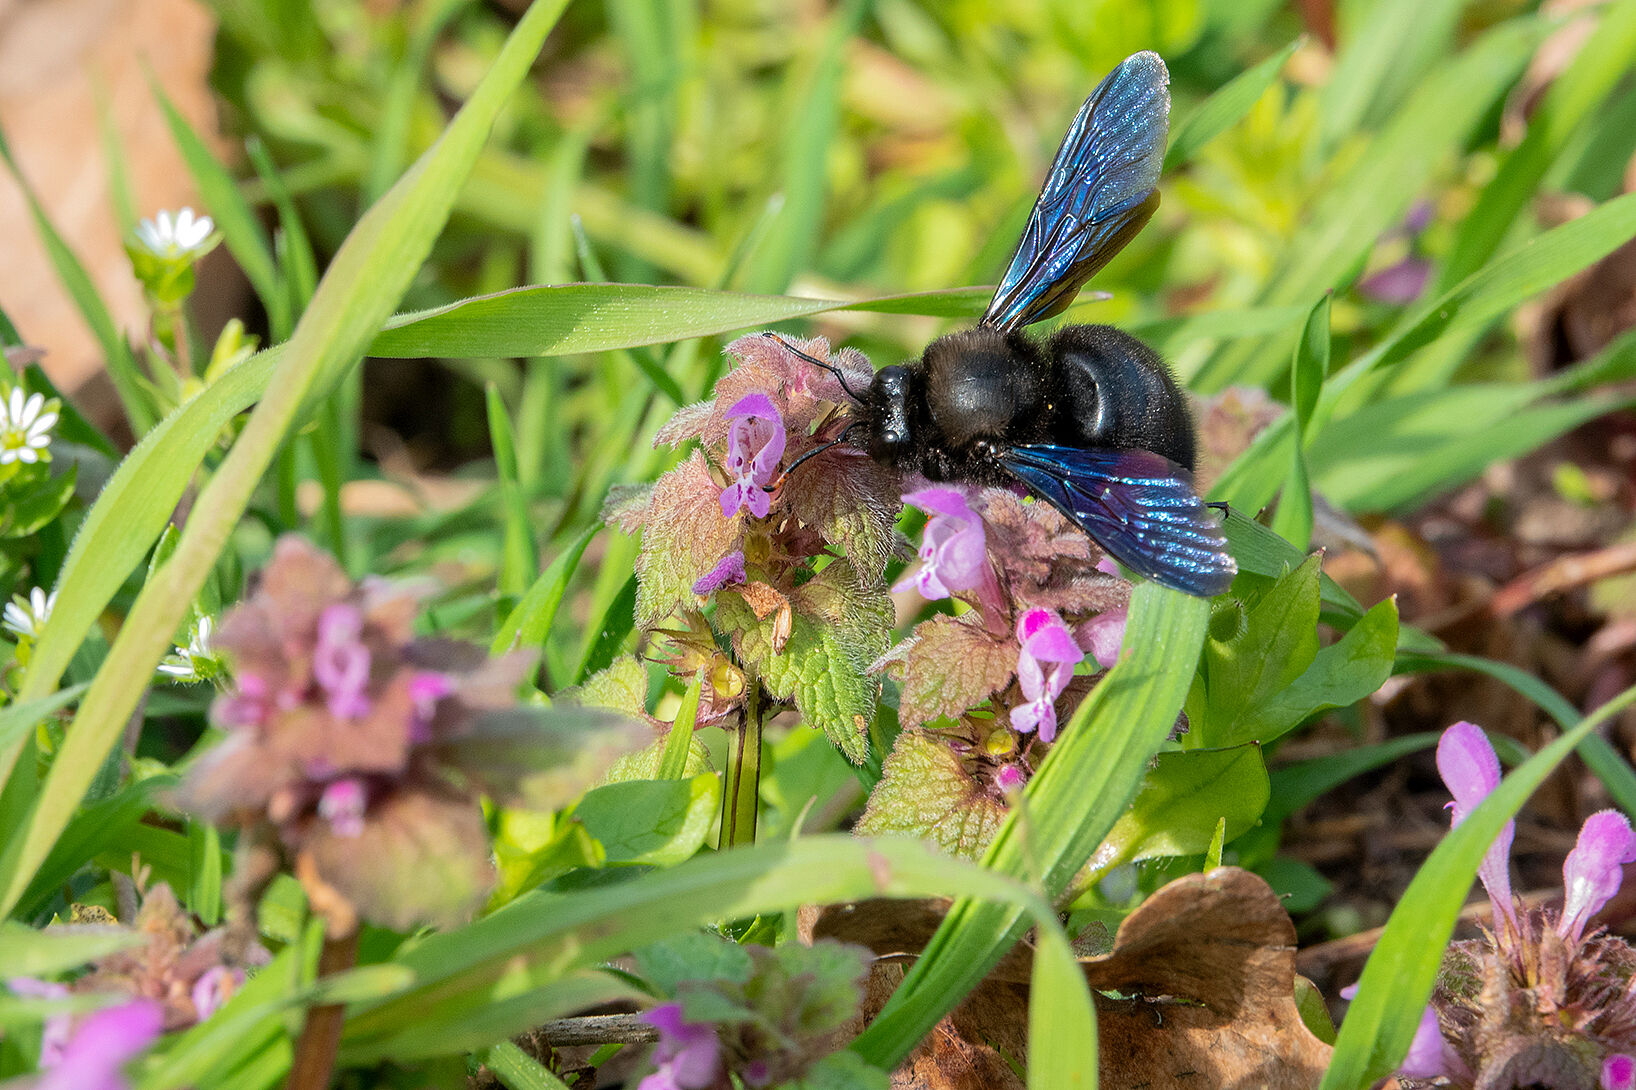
[157,616,214,682]
[134,208,215,259]
[3,587,56,641]
[0,388,58,465]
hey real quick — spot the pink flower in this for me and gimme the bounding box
[190,966,241,1021]
[993,764,1026,793]
[718,394,785,520]
[1558,809,1636,945]
[1605,1055,1636,1090]
[1080,606,1127,670]
[35,998,163,1090]
[1340,986,1453,1080]
[640,1002,721,1090]
[317,778,368,838]
[313,603,372,719]
[894,487,991,601]
[1435,721,1515,925]
[1009,608,1084,743]
[9,978,70,1065]
[693,550,747,596]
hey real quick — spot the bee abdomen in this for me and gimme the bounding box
[1047,324,1196,470]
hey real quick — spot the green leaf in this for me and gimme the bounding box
[635,932,754,996]
[1186,555,1321,748]
[1,463,77,539]
[719,561,891,764]
[337,836,1089,1066]
[658,671,703,781]
[851,581,1210,1067]
[854,729,1008,859]
[1271,294,1330,549]
[486,384,538,597]
[1318,0,1469,147]
[575,775,719,866]
[367,284,991,359]
[1163,37,1301,171]
[0,0,576,917]
[1322,684,1636,1086]
[492,525,596,655]
[1097,745,1270,870]
[1220,508,1364,623]
[1028,920,1097,1090]
[484,1041,573,1090]
[0,921,142,978]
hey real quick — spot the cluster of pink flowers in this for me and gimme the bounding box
[1358,721,1636,1087]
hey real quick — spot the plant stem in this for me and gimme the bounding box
[719,678,762,848]
[286,930,359,1090]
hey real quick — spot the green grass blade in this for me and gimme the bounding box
[1028,921,1097,1088]
[1164,37,1300,172]
[1321,684,1636,1087]
[487,384,538,598]
[852,581,1210,1066]
[0,0,574,917]
[1318,0,1467,148]
[1434,0,1636,293]
[368,284,989,359]
[338,835,1089,1066]
[492,526,597,656]
[1271,295,1329,548]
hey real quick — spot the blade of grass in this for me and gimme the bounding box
[1163,37,1301,172]
[1321,683,1636,1086]
[0,0,575,917]
[486,384,538,598]
[852,581,1210,1066]
[1270,294,1329,548]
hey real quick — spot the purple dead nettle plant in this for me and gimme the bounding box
[607,334,1130,793]
[177,536,644,937]
[1353,721,1636,1088]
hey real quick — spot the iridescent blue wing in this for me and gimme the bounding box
[998,444,1236,597]
[981,52,1170,333]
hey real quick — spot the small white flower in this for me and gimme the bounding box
[134,207,215,259]
[157,615,214,682]
[0,388,58,465]
[3,587,56,640]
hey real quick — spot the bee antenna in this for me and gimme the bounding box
[762,333,865,404]
[766,420,865,492]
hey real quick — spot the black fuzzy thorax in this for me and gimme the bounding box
[858,322,1195,485]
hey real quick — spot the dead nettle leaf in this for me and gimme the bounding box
[886,615,1016,729]
[601,482,653,534]
[632,451,743,628]
[853,730,1008,858]
[1192,388,1284,493]
[431,705,652,812]
[782,446,902,588]
[733,580,794,653]
[299,787,494,935]
[558,654,652,722]
[814,868,1331,1090]
[979,489,1128,617]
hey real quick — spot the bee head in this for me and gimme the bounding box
[864,365,916,466]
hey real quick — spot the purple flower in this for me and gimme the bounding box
[190,966,241,1021]
[894,488,989,600]
[718,394,785,520]
[35,998,163,1090]
[1081,606,1126,670]
[1009,608,1084,743]
[1559,809,1636,945]
[318,778,368,838]
[9,978,71,1065]
[1606,1055,1636,1090]
[407,671,454,742]
[640,1002,721,1090]
[993,764,1026,793]
[693,550,747,596]
[1340,986,1454,1080]
[313,603,372,719]
[1435,721,1515,925]
[1359,258,1432,305]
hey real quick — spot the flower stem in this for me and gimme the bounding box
[719,677,763,848]
[287,930,359,1090]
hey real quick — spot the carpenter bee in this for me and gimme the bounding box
[779,50,1235,597]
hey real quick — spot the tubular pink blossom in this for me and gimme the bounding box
[313,603,372,719]
[1604,1054,1636,1090]
[1081,606,1127,669]
[1436,721,1515,925]
[1341,986,1453,1080]
[1559,809,1636,945]
[36,999,163,1090]
[1009,608,1084,743]
[894,487,989,600]
[718,394,785,520]
[640,1002,721,1090]
[693,550,747,596]
[318,778,368,838]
